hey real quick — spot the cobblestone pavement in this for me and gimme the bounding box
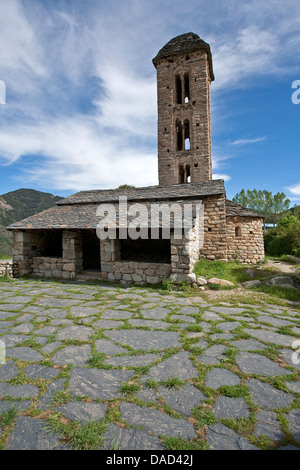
[0,279,299,450]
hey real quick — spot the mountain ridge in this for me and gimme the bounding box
[0,188,62,256]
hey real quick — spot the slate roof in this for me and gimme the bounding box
[6,180,225,230]
[225,199,264,218]
[152,32,214,81]
[57,180,225,205]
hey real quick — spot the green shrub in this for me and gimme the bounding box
[264,216,300,256]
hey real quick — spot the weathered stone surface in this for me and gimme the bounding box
[254,411,284,440]
[236,352,292,377]
[210,307,246,315]
[0,383,39,398]
[120,402,197,438]
[0,361,19,380]
[202,311,222,321]
[37,378,66,409]
[69,306,100,317]
[128,319,170,329]
[51,344,92,365]
[142,351,198,382]
[95,339,128,355]
[205,369,240,389]
[35,298,81,308]
[247,379,294,410]
[93,319,124,329]
[287,409,300,443]
[217,321,241,332]
[6,346,43,362]
[10,323,34,334]
[6,417,64,450]
[206,423,258,450]
[242,280,262,288]
[56,325,93,341]
[101,423,165,450]
[140,307,170,319]
[158,383,205,417]
[105,329,181,351]
[244,328,294,347]
[101,309,132,320]
[68,368,135,399]
[212,396,249,419]
[280,349,300,370]
[56,401,107,424]
[208,278,235,287]
[231,339,266,351]
[196,344,227,365]
[104,353,161,368]
[24,364,60,380]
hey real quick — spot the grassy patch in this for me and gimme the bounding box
[160,377,186,389]
[161,435,209,450]
[251,285,300,302]
[46,413,107,450]
[194,259,265,285]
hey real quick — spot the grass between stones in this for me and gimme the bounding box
[0,277,299,450]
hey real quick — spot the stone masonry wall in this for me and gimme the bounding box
[226,216,265,264]
[0,260,15,278]
[201,194,227,261]
[32,257,63,279]
[100,238,171,284]
[156,50,212,185]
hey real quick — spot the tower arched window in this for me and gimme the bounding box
[176,119,183,151]
[186,164,191,182]
[175,75,182,104]
[184,73,190,103]
[235,226,242,237]
[178,164,191,184]
[184,119,190,150]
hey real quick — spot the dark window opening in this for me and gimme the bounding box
[40,230,62,257]
[82,230,100,269]
[194,163,198,167]
[184,119,190,150]
[184,73,190,103]
[179,164,185,184]
[175,75,182,104]
[120,236,171,263]
[176,119,183,151]
[179,164,191,184]
[186,164,191,183]
[235,226,242,238]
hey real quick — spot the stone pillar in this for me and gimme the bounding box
[100,238,120,277]
[12,231,34,276]
[62,230,83,279]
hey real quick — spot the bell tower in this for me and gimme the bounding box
[153,33,214,185]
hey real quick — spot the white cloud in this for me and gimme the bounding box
[287,184,300,197]
[0,0,299,194]
[230,136,267,146]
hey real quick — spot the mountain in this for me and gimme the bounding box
[0,189,62,257]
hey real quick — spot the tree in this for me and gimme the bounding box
[117,184,136,189]
[232,189,290,225]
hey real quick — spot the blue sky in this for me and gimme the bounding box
[0,0,299,205]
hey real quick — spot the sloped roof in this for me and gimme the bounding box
[7,180,225,230]
[57,180,225,205]
[226,199,264,218]
[152,32,214,81]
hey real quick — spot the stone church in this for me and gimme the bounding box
[8,33,264,284]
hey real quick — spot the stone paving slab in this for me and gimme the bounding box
[0,279,299,450]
